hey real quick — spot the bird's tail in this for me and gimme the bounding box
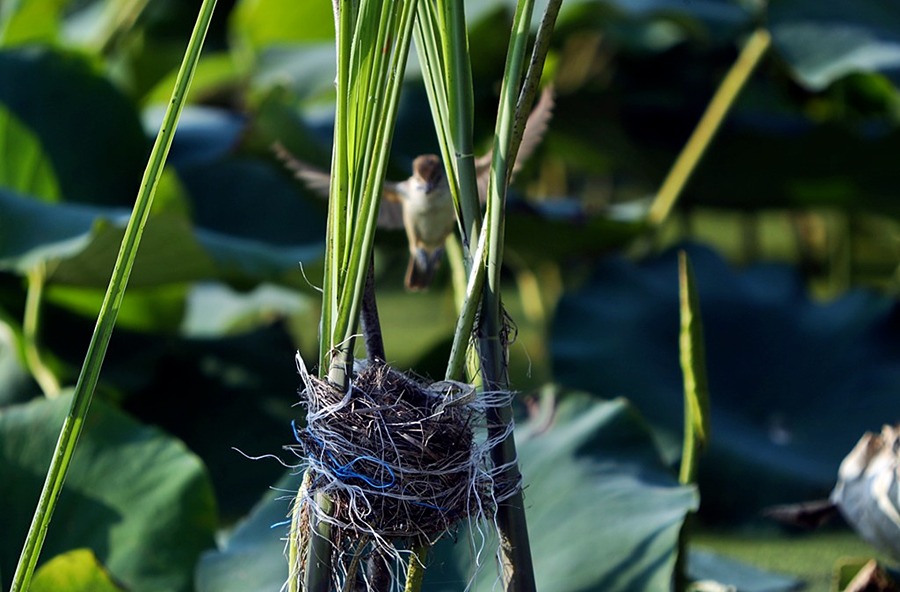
[405,249,442,291]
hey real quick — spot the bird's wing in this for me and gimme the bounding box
[474,85,555,201]
[273,142,406,229]
[513,84,555,175]
[378,182,405,229]
[272,142,331,198]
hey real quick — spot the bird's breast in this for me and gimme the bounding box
[403,189,456,247]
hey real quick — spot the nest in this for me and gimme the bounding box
[290,356,520,559]
[288,354,521,591]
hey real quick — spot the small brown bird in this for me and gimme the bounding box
[275,86,554,290]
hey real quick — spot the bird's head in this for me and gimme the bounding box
[412,154,445,194]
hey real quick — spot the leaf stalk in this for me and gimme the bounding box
[9,1,219,589]
[648,28,771,226]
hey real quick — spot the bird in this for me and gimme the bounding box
[274,86,555,290]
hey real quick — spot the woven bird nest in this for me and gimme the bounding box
[290,356,517,557]
[295,361,484,539]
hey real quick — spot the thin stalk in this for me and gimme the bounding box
[647,28,771,226]
[320,0,355,372]
[677,252,710,484]
[305,491,335,592]
[22,263,61,398]
[413,6,452,174]
[413,3,480,256]
[307,1,420,590]
[674,250,711,592]
[360,255,386,363]
[344,537,373,592]
[445,235,468,313]
[445,222,487,381]
[329,0,418,379]
[403,545,429,592]
[477,0,539,589]
[9,2,218,590]
[440,0,480,251]
[288,472,312,592]
[365,547,390,592]
[443,0,559,383]
[309,2,371,588]
[509,0,562,174]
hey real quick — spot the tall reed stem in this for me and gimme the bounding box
[648,29,771,226]
[9,2,218,590]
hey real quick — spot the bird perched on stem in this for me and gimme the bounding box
[274,86,555,290]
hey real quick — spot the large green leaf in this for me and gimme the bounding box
[551,244,900,519]
[31,549,125,592]
[195,471,302,592]
[684,116,900,215]
[577,0,900,91]
[0,315,36,406]
[196,393,698,592]
[0,393,217,592]
[0,190,116,273]
[769,0,900,90]
[114,324,305,519]
[687,550,801,592]
[0,47,148,206]
[141,51,242,108]
[0,0,68,46]
[180,282,312,338]
[427,393,698,592]
[0,189,214,285]
[230,0,334,52]
[0,185,323,288]
[0,104,60,202]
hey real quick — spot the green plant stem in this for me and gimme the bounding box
[446,234,468,312]
[674,250,711,592]
[412,0,482,383]
[305,491,334,592]
[441,0,479,250]
[477,0,540,590]
[324,0,418,385]
[446,226,487,381]
[677,251,710,485]
[444,0,559,385]
[647,28,771,226]
[509,0,561,173]
[404,545,429,592]
[288,471,312,592]
[309,1,420,589]
[9,3,218,590]
[475,2,561,591]
[22,264,61,398]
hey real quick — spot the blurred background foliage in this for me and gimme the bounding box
[0,0,899,590]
